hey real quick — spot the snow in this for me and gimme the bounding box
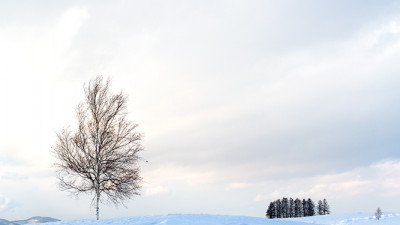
[42,214,309,225]
[286,213,400,225]
[37,213,400,225]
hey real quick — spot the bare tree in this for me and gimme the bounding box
[53,76,143,220]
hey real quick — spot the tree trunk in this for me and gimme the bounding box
[96,189,99,220]
[95,135,100,220]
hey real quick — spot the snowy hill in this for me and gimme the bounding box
[44,214,310,225]
[286,212,400,225]
[33,213,400,225]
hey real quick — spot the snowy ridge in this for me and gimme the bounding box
[35,213,400,225]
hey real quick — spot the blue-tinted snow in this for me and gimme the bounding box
[285,212,400,225]
[41,214,310,225]
[35,213,400,225]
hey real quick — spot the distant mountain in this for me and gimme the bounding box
[0,218,18,225]
[0,217,59,225]
[12,217,59,225]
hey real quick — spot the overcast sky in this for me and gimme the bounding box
[1,0,400,221]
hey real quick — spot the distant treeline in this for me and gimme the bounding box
[266,197,330,219]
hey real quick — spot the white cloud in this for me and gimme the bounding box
[131,14,400,193]
[254,193,272,202]
[53,7,89,51]
[144,164,220,187]
[1,1,400,219]
[145,186,169,196]
[256,159,400,203]
[0,195,10,211]
[0,7,91,178]
[226,182,253,191]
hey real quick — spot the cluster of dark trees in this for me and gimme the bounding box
[266,198,330,219]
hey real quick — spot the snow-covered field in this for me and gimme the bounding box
[40,213,400,225]
[286,213,400,225]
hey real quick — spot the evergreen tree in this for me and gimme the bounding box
[271,201,277,218]
[266,197,329,219]
[289,198,295,218]
[276,199,282,218]
[307,198,316,216]
[302,199,308,216]
[266,202,275,219]
[282,197,289,218]
[294,198,302,217]
[266,203,270,218]
[323,199,330,215]
[317,200,323,215]
[375,207,382,220]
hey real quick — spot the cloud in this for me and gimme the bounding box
[32,3,400,190]
[144,164,220,187]
[145,186,169,197]
[226,183,253,191]
[254,193,271,202]
[1,1,400,219]
[0,171,28,180]
[257,159,400,202]
[53,7,89,51]
[0,195,10,211]
[156,14,400,183]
